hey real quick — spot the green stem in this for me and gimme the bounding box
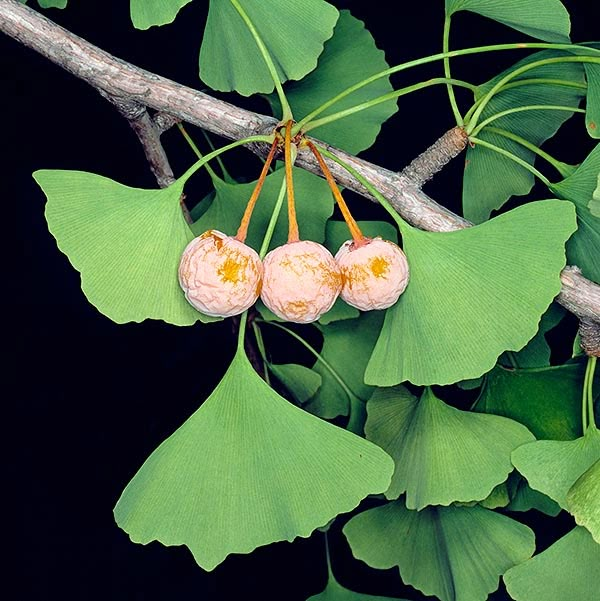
[292,42,599,134]
[472,105,586,137]
[258,173,288,259]
[201,129,233,181]
[261,320,361,410]
[179,134,273,184]
[325,532,336,584]
[443,16,464,126]
[468,136,551,187]
[484,126,573,177]
[230,0,292,121]
[302,78,475,133]
[463,78,587,124]
[237,311,249,354]
[586,355,597,430]
[313,144,408,232]
[177,123,219,181]
[467,56,600,134]
[252,321,271,384]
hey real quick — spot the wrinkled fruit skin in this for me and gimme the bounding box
[261,241,342,324]
[335,238,409,311]
[178,230,263,317]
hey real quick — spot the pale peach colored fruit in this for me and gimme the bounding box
[261,241,342,324]
[335,238,409,311]
[178,230,263,317]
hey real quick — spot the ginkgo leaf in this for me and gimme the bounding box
[566,458,600,543]
[344,501,535,601]
[308,576,408,601]
[268,362,322,404]
[199,0,339,96]
[463,51,585,223]
[191,167,333,254]
[510,303,565,368]
[114,349,394,571]
[474,361,589,441]
[365,200,577,386]
[270,10,397,154]
[37,0,67,8]
[305,311,384,420]
[445,0,570,43]
[590,174,600,216]
[511,425,600,508]
[130,0,192,29]
[365,387,534,508]
[504,526,600,601]
[507,477,561,516]
[35,170,211,326]
[550,144,600,282]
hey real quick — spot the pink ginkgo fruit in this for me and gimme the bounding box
[335,238,409,311]
[179,229,263,318]
[261,240,342,324]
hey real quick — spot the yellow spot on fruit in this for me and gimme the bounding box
[218,256,245,284]
[370,256,390,277]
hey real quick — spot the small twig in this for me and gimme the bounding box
[153,112,180,135]
[101,93,175,188]
[400,126,469,187]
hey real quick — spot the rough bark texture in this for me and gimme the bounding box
[1,0,599,320]
[401,126,469,187]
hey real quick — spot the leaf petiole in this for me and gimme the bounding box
[468,136,551,187]
[302,78,475,134]
[177,123,219,181]
[466,56,600,134]
[229,0,293,121]
[443,16,464,126]
[260,319,364,432]
[292,42,600,134]
[179,134,274,185]
[483,126,577,178]
[471,105,586,137]
[584,355,597,430]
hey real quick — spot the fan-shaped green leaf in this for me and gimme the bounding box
[130,0,192,29]
[199,0,339,96]
[191,167,333,254]
[566,458,600,543]
[270,11,397,154]
[506,477,561,516]
[464,52,585,222]
[365,200,577,386]
[445,0,570,42]
[474,361,589,440]
[306,311,384,420]
[269,363,322,404]
[590,174,600,216]
[114,349,394,571]
[344,501,535,601]
[511,425,600,508]
[35,170,211,326]
[510,303,565,368]
[308,576,408,601]
[504,526,600,601]
[37,0,67,8]
[366,387,534,508]
[550,144,600,282]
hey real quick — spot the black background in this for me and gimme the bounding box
[4,1,597,599]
